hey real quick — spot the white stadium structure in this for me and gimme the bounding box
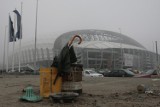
[6,29,160,71]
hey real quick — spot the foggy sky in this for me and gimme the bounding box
[0,0,160,64]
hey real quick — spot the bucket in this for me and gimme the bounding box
[62,81,82,94]
[62,64,83,94]
[63,64,83,82]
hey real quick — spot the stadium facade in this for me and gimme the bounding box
[7,29,160,71]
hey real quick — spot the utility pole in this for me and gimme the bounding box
[155,41,158,66]
[34,0,39,72]
[155,41,159,74]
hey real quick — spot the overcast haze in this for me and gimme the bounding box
[0,0,160,64]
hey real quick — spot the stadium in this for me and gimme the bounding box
[7,29,159,71]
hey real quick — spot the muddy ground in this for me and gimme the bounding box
[0,74,160,107]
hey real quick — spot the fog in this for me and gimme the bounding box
[0,0,160,64]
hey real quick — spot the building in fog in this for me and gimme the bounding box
[6,29,160,71]
[54,29,159,71]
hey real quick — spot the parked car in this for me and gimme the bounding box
[134,69,159,78]
[8,70,18,73]
[105,69,135,77]
[96,69,111,77]
[83,69,103,77]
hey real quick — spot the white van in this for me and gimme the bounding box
[83,69,103,77]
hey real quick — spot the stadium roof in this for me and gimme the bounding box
[54,29,146,50]
[75,41,146,50]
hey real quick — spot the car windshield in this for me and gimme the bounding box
[146,69,153,74]
[98,70,105,73]
[124,69,135,75]
[89,70,97,74]
[146,69,155,74]
[98,69,110,73]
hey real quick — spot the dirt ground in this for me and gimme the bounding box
[0,74,160,107]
